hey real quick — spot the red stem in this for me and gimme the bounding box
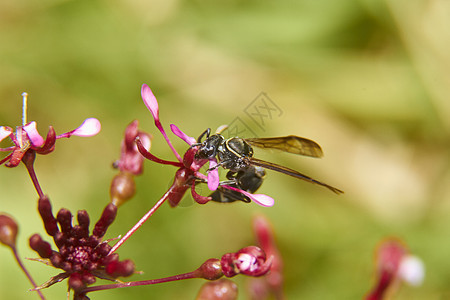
[81,271,199,294]
[108,189,170,255]
[12,247,46,300]
[22,153,44,198]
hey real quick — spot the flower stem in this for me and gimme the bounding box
[23,152,44,198]
[82,271,199,294]
[12,247,46,300]
[155,120,183,163]
[108,189,170,255]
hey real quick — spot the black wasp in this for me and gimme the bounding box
[193,127,343,202]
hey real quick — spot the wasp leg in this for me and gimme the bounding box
[225,170,237,180]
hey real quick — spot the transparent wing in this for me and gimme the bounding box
[248,157,343,194]
[245,136,323,158]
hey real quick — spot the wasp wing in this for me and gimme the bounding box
[245,136,323,158]
[248,157,343,194]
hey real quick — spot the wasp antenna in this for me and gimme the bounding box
[215,125,229,134]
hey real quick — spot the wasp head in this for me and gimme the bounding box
[195,134,224,160]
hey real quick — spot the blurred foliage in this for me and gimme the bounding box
[1,0,449,299]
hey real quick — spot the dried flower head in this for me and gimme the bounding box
[29,196,135,296]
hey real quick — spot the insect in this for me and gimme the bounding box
[209,166,266,203]
[193,128,343,195]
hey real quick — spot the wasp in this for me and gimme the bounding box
[193,128,343,195]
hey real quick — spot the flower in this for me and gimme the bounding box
[137,84,220,207]
[1,118,101,168]
[113,120,152,176]
[220,246,273,278]
[78,246,271,299]
[366,238,425,300]
[249,215,284,299]
[110,120,152,206]
[1,93,101,198]
[29,196,135,297]
[138,84,273,207]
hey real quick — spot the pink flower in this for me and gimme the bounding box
[137,84,221,207]
[1,118,101,168]
[221,246,273,278]
[249,215,284,299]
[114,120,152,176]
[138,84,275,207]
[366,238,424,300]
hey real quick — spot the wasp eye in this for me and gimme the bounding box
[202,147,215,158]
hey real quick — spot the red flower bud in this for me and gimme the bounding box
[105,259,135,277]
[196,278,238,300]
[195,258,223,281]
[38,196,58,236]
[93,203,117,238]
[29,233,53,258]
[110,172,136,207]
[0,214,18,249]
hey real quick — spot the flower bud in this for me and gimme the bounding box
[105,259,135,277]
[196,279,238,300]
[57,209,73,234]
[38,196,58,236]
[68,273,85,291]
[93,203,117,238]
[195,258,223,281]
[29,233,53,258]
[0,214,18,249]
[110,172,136,206]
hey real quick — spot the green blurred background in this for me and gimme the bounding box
[1,0,449,299]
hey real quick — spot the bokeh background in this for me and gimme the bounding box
[1,0,449,299]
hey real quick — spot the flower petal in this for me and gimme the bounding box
[141,84,159,121]
[0,126,12,143]
[23,122,45,147]
[141,85,183,162]
[191,184,211,204]
[71,118,101,137]
[57,118,101,139]
[135,138,183,167]
[137,132,152,150]
[246,193,275,207]
[223,185,274,207]
[170,124,196,145]
[207,160,220,191]
[398,255,425,286]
